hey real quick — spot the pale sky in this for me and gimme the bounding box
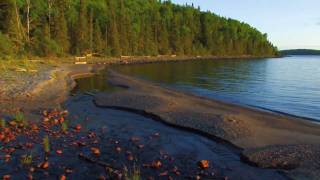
[172,0,320,50]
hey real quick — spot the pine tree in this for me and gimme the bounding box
[2,0,25,53]
[107,0,120,56]
[76,0,88,55]
[53,0,69,54]
[93,20,103,54]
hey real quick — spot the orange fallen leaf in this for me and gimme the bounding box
[59,175,66,180]
[127,154,134,161]
[198,160,209,169]
[8,121,17,127]
[41,161,49,169]
[91,147,101,156]
[75,124,82,131]
[151,160,162,169]
[3,175,11,180]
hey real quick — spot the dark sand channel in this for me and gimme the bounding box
[63,92,285,179]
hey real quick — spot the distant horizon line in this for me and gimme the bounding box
[279,48,320,51]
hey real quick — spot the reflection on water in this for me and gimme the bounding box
[72,69,123,94]
[115,56,320,121]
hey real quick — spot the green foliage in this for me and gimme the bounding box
[0,0,278,57]
[124,165,141,180]
[14,111,25,124]
[0,119,6,128]
[0,32,14,59]
[61,121,68,132]
[43,135,50,153]
[21,153,33,165]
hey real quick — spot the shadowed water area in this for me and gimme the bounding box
[114,56,320,121]
[58,70,287,179]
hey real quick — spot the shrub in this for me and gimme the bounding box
[0,32,14,59]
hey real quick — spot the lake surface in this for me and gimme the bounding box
[114,56,320,121]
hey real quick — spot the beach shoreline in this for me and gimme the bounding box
[1,56,319,179]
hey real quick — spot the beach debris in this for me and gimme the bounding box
[0,110,216,179]
[159,171,168,176]
[137,144,145,149]
[56,149,63,155]
[2,175,11,180]
[91,147,101,156]
[15,67,27,72]
[59,175,67,180]
[130,136,140,142]
[65,168,73,174]
[151,160,162,169]
[198,160,210,169]
[127,154,134,161]
[115,147,122,153]
[40,161,49,169]
[75,124,82,131]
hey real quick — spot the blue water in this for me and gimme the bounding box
[116,56,320,121]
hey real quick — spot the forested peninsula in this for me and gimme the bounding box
[0,0,278,59]
[281,49,320,55]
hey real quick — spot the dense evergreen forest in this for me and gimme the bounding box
[281,49,320,55]
[0,0,278,59]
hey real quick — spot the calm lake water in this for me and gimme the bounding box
[114,56,320,121]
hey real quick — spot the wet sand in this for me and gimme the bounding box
[94,69,320,178]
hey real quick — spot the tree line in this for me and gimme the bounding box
[0,0,278,59]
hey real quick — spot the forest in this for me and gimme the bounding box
[281,49,320,55]
[0,0,278,59]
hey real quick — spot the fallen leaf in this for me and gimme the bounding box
[75,124,82,131]
[127,154,134,161]
[159,171,168,176]
[151,160,162,169]
[91,147,101,156]
[198,160,209,169]
[59,175,66,180]
[3,175,11,180]
[115,147,121,153]
[56,149,63,155]
[41,161,49,169]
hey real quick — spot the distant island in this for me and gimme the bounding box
[280,49,320,55]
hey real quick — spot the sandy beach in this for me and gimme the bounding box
[1,59,320,179]
[94,69,320,178]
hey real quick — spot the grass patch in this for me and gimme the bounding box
[21,153,33,166]
[13,111,28,127]
[0,119,6,128]
[124,165,141,180]
[61,120,69,132]
[43,135,50,153]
